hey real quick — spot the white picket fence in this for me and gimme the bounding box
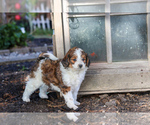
[32,15,50,30]
[31,3,50,30]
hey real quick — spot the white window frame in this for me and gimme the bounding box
[61,0,150,68]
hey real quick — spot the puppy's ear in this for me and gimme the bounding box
[61,47,77,68]
[86,54,90,67]
[61,54,70,68]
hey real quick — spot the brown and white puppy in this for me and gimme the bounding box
[22,47,90,110]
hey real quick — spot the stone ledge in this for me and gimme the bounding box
[0,46,53,63]
[30,46,48,53]
[0,50,10,56]
[0,46,53,55]
[10,47,29,54]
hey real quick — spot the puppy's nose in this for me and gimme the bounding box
[78,64,83,68]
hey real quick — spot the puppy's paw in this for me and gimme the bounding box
[67,102,78,110]
[22,97,30,102]
[39,93,48,99]
[75,101,80,106]
[72,105,78,110]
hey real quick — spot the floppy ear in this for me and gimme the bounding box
[61,54,70,68]
[61,47,77,68]
[86,54,90,67]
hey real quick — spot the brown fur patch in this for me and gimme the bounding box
[60,85,71,94]
[82,51,90,67]
[61,47,77,68]
[40,58,71,94]
[41,59,60,86]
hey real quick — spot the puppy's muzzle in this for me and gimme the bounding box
[78,64,83,69]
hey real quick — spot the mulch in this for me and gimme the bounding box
[1,61,150,112]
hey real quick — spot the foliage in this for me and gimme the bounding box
[32,28,53,36]
[21,66,27,71]
[0,22,33,49]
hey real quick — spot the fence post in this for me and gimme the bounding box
[41,15,46,30]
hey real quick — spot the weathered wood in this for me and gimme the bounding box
[53,0,64,58]
[147,0,150,63]
[105,0,112,63]
[89,61,149,69]
[62,0,71,54]
[79,62,150,94]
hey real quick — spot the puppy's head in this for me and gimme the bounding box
[61,47,90,69]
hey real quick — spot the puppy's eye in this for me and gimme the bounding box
[73,59,76,61]
[82,59,85,61]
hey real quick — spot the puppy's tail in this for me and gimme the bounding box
[38,53,59,61]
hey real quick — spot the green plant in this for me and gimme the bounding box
[32,28,53,36]
[0,22,32,49]
[21,66,26,71]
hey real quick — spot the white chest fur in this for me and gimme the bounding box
[60,63,87,91]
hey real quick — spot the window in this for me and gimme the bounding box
[62,0,150,64]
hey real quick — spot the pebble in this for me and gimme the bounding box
[99,94,109,99]
[105,99,117,107]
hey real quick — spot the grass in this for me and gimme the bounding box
[32,28,53,37]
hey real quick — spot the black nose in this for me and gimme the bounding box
[79,64,83,68]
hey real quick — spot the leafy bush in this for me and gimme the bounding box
[0,22,33,49]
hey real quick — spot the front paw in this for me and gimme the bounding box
[75,101,80,106]
[22,97,30,102]
[66,102,78,110]
[39,93,48,99]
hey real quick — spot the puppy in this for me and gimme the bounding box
[22,47,90,110]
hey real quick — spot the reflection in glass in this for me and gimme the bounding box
[69,17,106,62]
[111,14,147,62]
[68,5,105,13]
[111,2,146,13]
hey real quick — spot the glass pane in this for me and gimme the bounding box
[68,5,105,13]
[68,0,105,4]
[69,17,106,62]
[111,14,147,62]
[111,2,146,13]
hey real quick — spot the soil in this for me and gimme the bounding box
[1,61,150,113]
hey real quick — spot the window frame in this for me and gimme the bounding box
[61,0,150,68]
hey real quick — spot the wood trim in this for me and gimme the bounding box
[68,2,105,6]
[52,35,56,56]
[105,0,112,63]
[53,0,64,58]
[68,14,105,17]
[147,0,150,63]
[110,0,147,4]
[67,0,146,6]
[79,88,150,95]
[62,0,71,54]
[68,13,147,18]
[89,61,149,69]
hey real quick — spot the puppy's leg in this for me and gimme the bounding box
[62,90,78,110]
[60,85,78,109]
[22,80,42,102]
[39,84,49,99]
[73,86,80,106]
